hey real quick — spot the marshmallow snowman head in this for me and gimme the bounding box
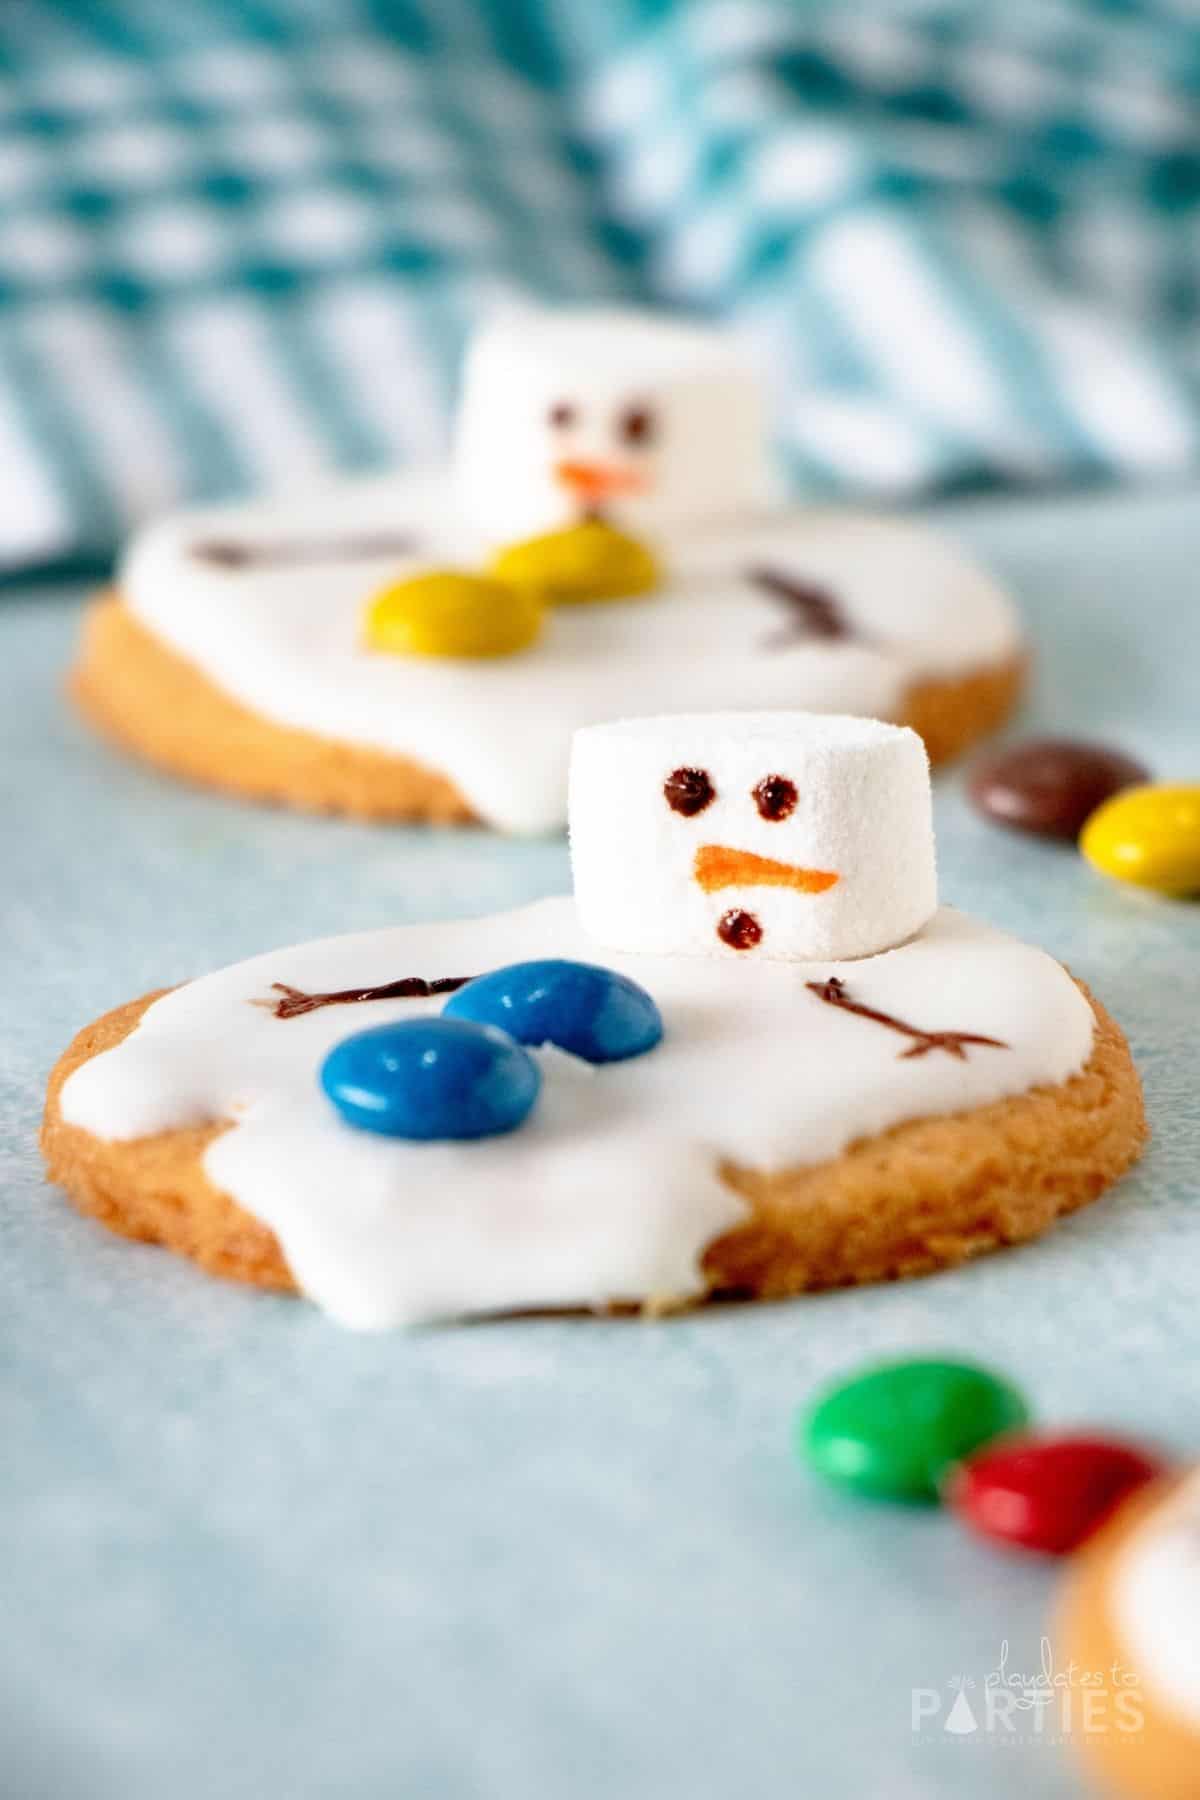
[454,308,769,543]
[569,713,937,962]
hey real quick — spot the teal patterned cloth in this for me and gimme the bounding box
[2,0,1199,575]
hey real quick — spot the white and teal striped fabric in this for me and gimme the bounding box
[2,0,1199,575]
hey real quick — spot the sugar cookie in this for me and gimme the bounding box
[72,310,1025,831]
[43,713,1142,1329]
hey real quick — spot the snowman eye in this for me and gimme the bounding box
[548,401,577,430]
[619,404,655,448]
[753,775,798,821]
[664,766,715,817]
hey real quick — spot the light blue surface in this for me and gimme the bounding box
[3,485,1198,1800]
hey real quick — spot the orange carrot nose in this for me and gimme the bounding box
[554,459,649,502]
[694,846,839,895]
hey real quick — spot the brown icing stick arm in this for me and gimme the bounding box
[806,976,1008,1061]
[748,566,854,643]
[257,975,471,1020]
[192,531,418,571]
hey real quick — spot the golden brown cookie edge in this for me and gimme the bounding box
[71,596,476,824]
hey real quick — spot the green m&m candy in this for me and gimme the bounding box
[800,1357,1030,1503]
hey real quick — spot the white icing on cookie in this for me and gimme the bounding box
[1112,1470,1200,1729]
[60,902,1093,1330]
[119,474,1020,833]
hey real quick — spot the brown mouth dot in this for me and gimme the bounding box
[717,909,763,951]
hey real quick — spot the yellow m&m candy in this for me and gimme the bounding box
[363,571,543,659]
[1080,784,1200,897]
[489,518,660,605]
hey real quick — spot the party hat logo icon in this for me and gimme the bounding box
[944,1675,978,1735]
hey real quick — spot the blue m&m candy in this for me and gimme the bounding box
[321,1017,541,1140]
[443,959,663,1064]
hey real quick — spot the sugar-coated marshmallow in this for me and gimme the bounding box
[569,712,938,961]
[454,308,769,543]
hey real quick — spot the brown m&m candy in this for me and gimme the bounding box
[969,739,1148,841]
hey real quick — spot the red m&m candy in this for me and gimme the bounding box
[949,1435,1164,1556]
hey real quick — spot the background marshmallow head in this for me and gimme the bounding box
[569,713,938,962]
[454,308,769,543]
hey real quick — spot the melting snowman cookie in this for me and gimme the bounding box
[72,308,1025,830]
[44,712,1145,1329]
